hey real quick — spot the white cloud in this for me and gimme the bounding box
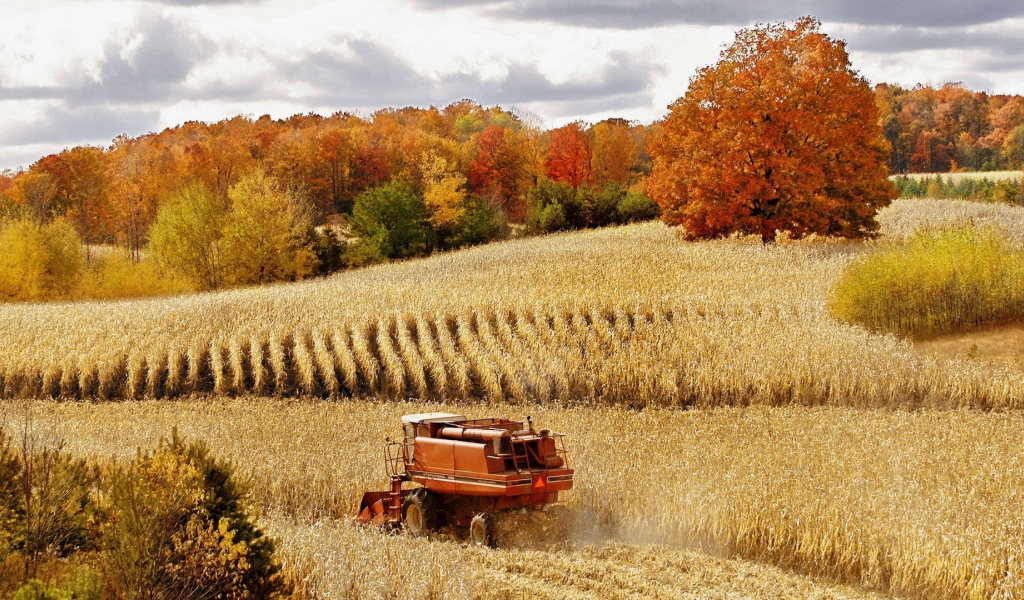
[0,0,1022,170]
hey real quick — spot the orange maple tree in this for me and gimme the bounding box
[647,17,896,243]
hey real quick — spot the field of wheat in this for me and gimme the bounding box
[1,398,1020,599]
[5,197,1024,597]
[2,199,1024,410]
[894,171,1024,183]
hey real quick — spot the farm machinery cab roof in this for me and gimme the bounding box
[356,413,573,546]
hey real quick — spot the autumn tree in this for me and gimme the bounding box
[648,17,896,243]
[467,125,522,220]
[546,122,592,189]
[221,171,316,286]
[590,118,639,185]
[421,150,466,230]
[149,183,226,290]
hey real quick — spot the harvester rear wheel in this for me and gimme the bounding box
[469,513,495,547]
[402,488,437,536]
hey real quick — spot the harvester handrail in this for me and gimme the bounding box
[384,441,407,478]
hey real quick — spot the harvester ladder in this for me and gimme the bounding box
[510,440,530,471]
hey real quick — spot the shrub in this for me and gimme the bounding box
[446,195,508,249]
[0,218,84,302]
[617,191,660,223]
[78,255,192,301]
[350,181,430,259]
[830,224,1024,336]
[539,202,567,232]
[101,429,287,599]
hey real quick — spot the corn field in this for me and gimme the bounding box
[4,198,1024,598]
[2,398,1018,599]
[3,200,1024,408]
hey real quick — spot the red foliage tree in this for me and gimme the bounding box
[647,17,896,243]
[545,121,592,189]
[468,125,523,220]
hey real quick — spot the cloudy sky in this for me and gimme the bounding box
[1,0,1023,171]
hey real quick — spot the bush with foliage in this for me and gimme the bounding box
[0,217,84,301]
[349,180,430,261]
[0,426,288,599]
[526,180,659,234]
[830,224,1024,336]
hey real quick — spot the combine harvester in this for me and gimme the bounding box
[356,413,574,546]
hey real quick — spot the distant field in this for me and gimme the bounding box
[3,199,1024,410]
[892,170,1023,182]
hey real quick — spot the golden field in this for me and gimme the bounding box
[893,171,1024,183]
[3,199,1024,409]
[5,197,1024,598]
[1,398,1019,599]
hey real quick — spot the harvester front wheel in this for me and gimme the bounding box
[469,513,495,548]
[402,489,437,536]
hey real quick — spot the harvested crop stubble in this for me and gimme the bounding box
[6,398,1022,599]
[5,200,1024,408]
[265,514,882,599]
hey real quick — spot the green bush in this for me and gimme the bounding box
[830,224,1024,336]
[351,181,430,259]
[447,195,508,249]
[526,180,659,233]
[617,191,661,223]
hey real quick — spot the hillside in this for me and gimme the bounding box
[2,198,1023,409]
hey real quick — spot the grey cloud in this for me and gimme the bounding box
[1,10,212,105]
[276,40,662,113]
[0,105,159,146]
[75,10,213,104]
[845,26,1024,55]
[415,0,1024,29]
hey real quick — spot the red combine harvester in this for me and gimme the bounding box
[356,413,573,546]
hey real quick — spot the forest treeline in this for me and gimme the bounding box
[0,82,1022,302]
[0,101,658,300]
[877,82,1024,173]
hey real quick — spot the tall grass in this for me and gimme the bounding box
[831,225,1024,336]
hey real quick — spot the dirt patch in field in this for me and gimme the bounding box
[913,325,1024,368]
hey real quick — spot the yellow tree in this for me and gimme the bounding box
[220,171,315,286]
[420,150,466,230]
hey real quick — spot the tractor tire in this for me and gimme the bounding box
[402,488,437,537]
[469,513,495,548]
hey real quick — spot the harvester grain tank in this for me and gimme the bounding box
[356,413,573,546]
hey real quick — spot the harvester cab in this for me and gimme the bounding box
[356,413,573,546]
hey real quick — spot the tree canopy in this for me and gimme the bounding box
[647,17,897,243]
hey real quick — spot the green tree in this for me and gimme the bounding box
[221,171,316,286]
[350,181,430,259]
[149,183,225,291]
